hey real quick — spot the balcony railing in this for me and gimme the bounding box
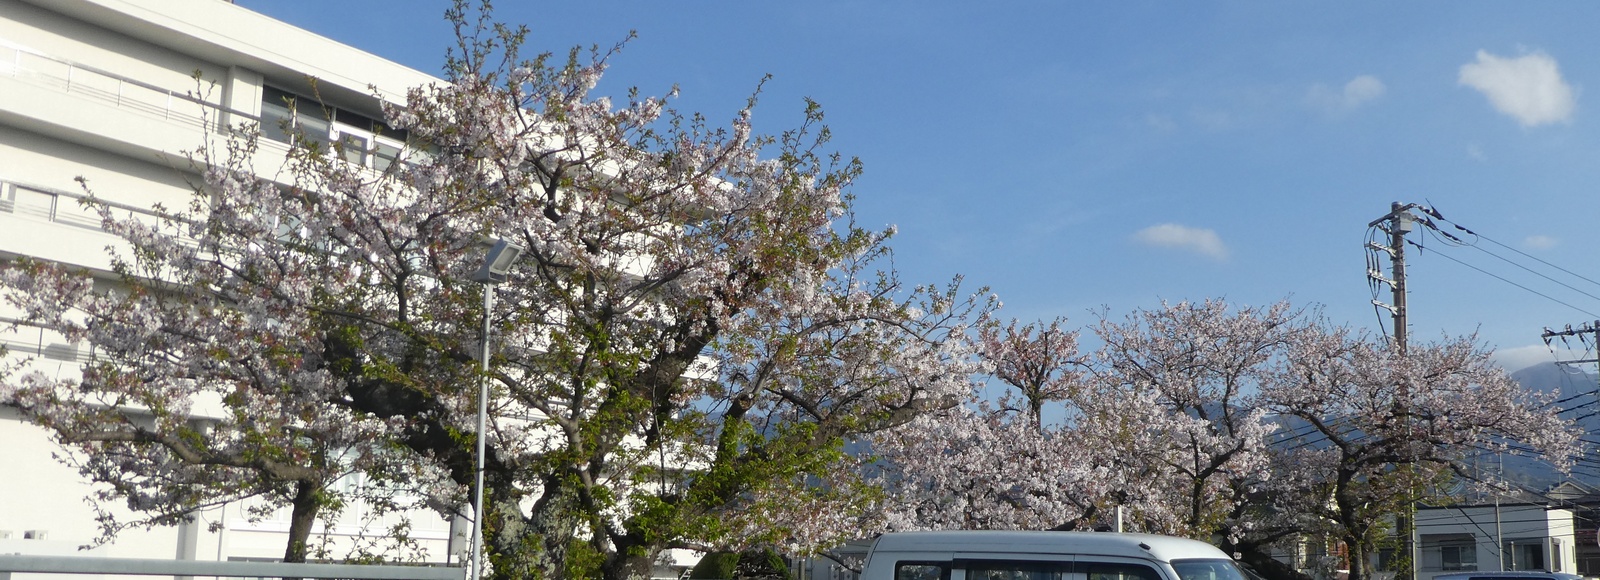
[0,38,259,132]
[0,316,93,365]
[0,177,174,236]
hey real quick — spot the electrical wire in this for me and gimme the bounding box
[1419,225,1600,305]
[1421,204,1600,292]
[1367,224,1396,341]
[1406,239,1600,320]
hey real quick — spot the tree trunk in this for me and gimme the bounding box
[1188,477,1207,532]
[600,547,655,580]
[1345,535,1372,580]
[489,473,583,580]
[284,479,321,564]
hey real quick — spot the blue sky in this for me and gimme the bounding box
[240,1,1600,372]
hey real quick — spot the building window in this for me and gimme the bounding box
[1440,545,1476,571]
[260,86,409,171]
[1423,533,1479,572]
[260,86,298,144]
[1505,540,1545,571]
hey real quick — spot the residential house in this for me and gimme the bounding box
[1414,503,1578,580]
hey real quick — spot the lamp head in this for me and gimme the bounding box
[472,239,523,284]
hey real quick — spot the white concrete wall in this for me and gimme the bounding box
[0,124,193,271]
[0,1,229,106]
[0,0,462,570]
[0,406,185,561]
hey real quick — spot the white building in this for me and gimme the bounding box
[1415,504,1578,580]
[0,0,463,567]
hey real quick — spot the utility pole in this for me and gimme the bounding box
[1367,202,1420,580]
[1540,321,1600,414]
[1541,321,1600,366]
[1368,202,1417,354]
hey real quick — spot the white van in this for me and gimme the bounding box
[859,531,1248,580]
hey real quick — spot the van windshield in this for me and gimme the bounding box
[1171,559,1247,580]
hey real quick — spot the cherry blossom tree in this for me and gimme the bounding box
[0,3,993,578]
[874,396,1113,532]
[0,251,420,562]
[876,299,1576,580]
[872,317,1102,531]
[880,302,1294,537]
[1262,329,1580,580]
[875,315,1086,531]
[978,317,1084,428]
[876,314,1179,534]
[1091,300,1300,538]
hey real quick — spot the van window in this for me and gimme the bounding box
[957,560,1160,580]
[896,561,951,580]
[1171,559,1247,580]
[963,560,1074,580]
[1083,562,1161,580]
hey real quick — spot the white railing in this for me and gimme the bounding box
[0,316,91,364]
[0,177,196,243]
[0,39,258,132]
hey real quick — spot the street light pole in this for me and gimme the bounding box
[469,239,523,580]
[471,283,492,580]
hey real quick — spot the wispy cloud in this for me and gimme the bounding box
[1307,75,1386,112]
[1134,224,1228,261]
[1491,344,1561,373]
[1459,50,1576,127]
[1523,235,1558,250]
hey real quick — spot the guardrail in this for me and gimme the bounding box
[0,554,462,580]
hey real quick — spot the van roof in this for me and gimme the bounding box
[869,531,1231,562]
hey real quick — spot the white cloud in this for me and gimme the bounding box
[1458,50,1576,127]
[1523,234,1558,250]
[1134,224,1228,261]
[1343,75,1387,104]
[1307,75,1387,111]
[1491,344,1559,373]
[1466,143,1487,161]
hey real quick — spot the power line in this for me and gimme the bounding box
[1406,239,1600,320]
[1421,208,1600,292]
[1451,235,1600,304]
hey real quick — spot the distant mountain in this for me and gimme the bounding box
[1510,361,1598,445]
[1499,362,1599,490]
[1511,362,1598,402]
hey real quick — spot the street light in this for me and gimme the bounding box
[469,238,522,580]
[473,239,523,284]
